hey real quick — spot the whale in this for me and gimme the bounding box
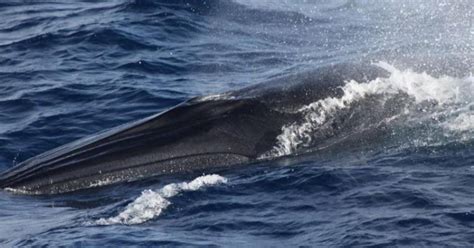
[0,63,387,194]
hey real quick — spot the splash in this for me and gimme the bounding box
[264,62,473,157]
[95,174,227,225]
[444,113,474,132]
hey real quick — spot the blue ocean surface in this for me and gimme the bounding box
[0,0,473,246]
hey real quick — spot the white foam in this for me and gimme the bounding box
[95,174,227,225]
[264,62,473,157]
[374,62,471,104]
[444,112,474,132]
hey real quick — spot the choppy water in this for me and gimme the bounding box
[0,0,473,247]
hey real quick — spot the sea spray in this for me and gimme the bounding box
[264,62,473,158]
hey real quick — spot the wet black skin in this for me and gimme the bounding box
[0,63,387,194]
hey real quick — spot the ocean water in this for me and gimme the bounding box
[0,0,473,247]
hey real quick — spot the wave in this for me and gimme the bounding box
[263,62,473,158]
[94,174,227,225]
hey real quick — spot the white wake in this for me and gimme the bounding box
[95,174,227,225]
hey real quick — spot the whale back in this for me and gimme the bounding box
[0,63,388,194]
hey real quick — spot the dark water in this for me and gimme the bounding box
[0,0,473,247]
